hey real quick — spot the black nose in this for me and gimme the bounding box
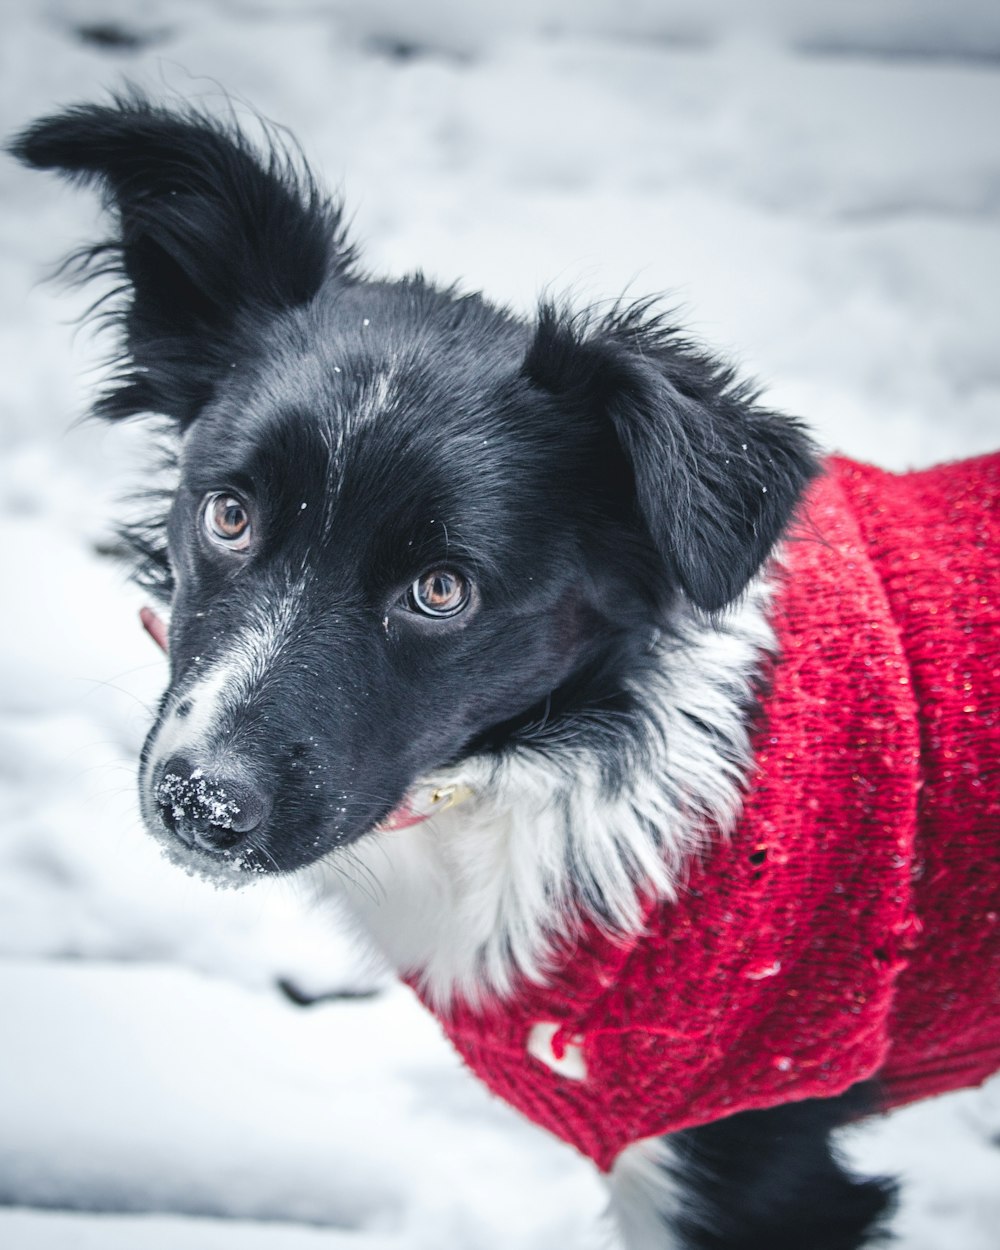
[156,756,269,852]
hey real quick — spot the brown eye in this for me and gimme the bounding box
[203,493,252,552]
[408,569,471,618]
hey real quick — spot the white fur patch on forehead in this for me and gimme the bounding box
[273,324,399,421]
[185,326,400,474]
[329,366,398,455]
[358,368,395,422]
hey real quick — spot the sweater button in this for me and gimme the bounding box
[527,1022,588,1081]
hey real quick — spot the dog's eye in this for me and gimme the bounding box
[203,493,252,552]
[408,569,471,618]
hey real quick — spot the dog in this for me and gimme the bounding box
[12,93,1000,1250]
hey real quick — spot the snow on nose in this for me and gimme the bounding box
[156,757,269,852]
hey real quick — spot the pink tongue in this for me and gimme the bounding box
[377,801,434,832]
[139,604,420,831]
[140,606,168,653]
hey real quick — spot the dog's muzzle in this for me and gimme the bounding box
[140,606,474,854]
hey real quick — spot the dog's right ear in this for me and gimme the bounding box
[10,92,352,426]
[524,303,818,612]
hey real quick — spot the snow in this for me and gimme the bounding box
[1,2,998,1247]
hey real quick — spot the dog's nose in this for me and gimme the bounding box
[156,756,269,852]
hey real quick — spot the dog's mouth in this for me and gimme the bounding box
[139,606,473,878]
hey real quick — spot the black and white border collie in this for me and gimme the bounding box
[13,94,898,1249]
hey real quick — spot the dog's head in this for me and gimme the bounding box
[12,95,816,884]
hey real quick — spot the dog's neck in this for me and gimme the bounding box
[315,576,776,1009]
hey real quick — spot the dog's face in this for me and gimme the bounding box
[143,296,658,874]
[13,95,816,882]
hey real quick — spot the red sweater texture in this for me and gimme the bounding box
[416,454,1000,1172]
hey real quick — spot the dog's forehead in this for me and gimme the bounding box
[187,296,551,497]
[177,302,581,572]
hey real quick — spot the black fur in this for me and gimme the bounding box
[10,95,903,1249]
[12,90,352,426]
[665,1089,897,1250]
[525,301,818,611]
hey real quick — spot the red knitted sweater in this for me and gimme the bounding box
[416,453,1000,1172]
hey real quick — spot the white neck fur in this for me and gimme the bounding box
[315,579,774,1009]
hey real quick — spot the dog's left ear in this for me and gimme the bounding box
[10,92,351,426]
[524,305,818,612]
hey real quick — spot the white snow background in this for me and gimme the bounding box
[2,2,999,1247]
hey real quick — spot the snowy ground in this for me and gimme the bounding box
[2,2,999,1247]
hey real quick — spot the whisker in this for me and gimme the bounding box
[332,847,385,907]
[71,673,160,715]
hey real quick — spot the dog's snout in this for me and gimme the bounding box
[156,755,269,852]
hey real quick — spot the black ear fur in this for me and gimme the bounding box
[9,91,353,425]
[524,303,818,612]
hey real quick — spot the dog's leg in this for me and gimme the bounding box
[609,1087,896,1249]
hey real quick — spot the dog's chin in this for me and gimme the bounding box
[150,830,271,889]
[144,812,376,888]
